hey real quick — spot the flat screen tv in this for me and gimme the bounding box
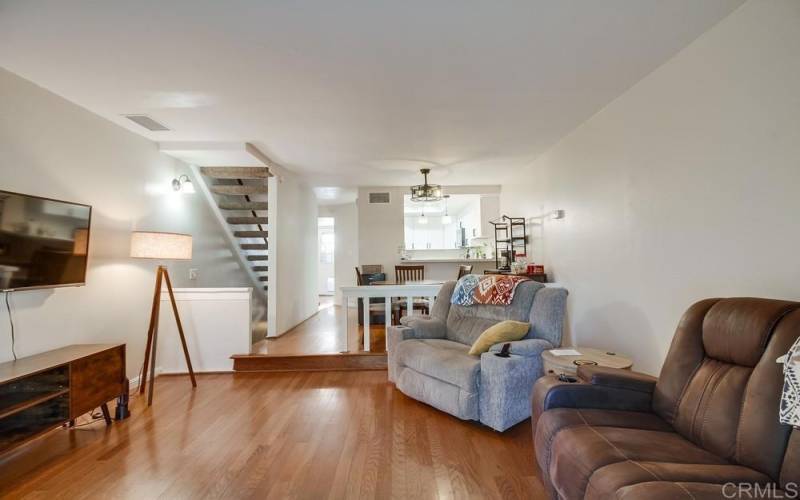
[0,190,91,291]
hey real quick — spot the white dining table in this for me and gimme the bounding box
[339,280,444,352]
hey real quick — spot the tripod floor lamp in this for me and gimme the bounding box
[130,231,197,406]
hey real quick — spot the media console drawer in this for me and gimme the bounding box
[0,344,128,454]
[70,345,125,418]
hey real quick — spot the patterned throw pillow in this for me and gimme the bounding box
[780,336,800,427]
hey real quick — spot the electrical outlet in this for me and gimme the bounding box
[189,268,198,280]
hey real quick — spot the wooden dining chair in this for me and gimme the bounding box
[456,264,473,280]
[394,265,429,316]
[355,267,399,347]
[395,264,425,284]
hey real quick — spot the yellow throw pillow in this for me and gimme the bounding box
[468,320,531,356]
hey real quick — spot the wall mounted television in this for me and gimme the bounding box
[0,190,92,291]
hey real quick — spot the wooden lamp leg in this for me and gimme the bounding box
[162,268,197,387]
[146,266,164,406]
[139,266,163,396]
[140,265,198,407]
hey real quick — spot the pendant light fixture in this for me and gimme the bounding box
[417,205,428,224]
[441,195,452,224]
[410,168,443,202]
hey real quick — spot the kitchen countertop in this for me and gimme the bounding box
[400,258,495,264]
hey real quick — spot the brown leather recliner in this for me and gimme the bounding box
[532,298,800,499]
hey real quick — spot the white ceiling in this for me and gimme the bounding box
[0,0,743,196]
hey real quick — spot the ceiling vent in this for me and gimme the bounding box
[123,114,170,131]
[368,192,390,204]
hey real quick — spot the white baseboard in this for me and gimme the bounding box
[128,366,164,393]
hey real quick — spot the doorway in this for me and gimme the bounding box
[318,217,335,297]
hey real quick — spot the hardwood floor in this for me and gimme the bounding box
[0,372,546,499]
[252,296,391,355]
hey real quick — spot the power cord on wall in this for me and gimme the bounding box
[5,291,16,361]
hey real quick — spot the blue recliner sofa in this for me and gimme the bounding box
[388,279,568,431]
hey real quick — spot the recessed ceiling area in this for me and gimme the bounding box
[0,0,743,192]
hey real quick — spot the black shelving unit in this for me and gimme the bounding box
[491,215,527,270]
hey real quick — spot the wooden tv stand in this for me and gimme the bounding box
[0,344,129,454]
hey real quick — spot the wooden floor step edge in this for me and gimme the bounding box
[200,166,271,179]
[241,243,268,250]
[246,255,268,261]
[251,266,268,271]
[231,352,387,372]
[226,216,269,224]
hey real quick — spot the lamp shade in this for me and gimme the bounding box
[130,231,192,260]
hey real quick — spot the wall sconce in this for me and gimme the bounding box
[171,174,195,194]
[551,209,565,220]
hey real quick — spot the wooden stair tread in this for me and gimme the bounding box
[218,201,268,210]
[251,266,268,271]
[210,185,268,196]
[200,167,271,179]
[241,243,268,250]
[246,255,268,261]
[234,230,268,238]
[232,352,387,372]
[226,216,269,224]
[258,276,268,282]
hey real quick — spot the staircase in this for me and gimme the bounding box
[198,167,271,293]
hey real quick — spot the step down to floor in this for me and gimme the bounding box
[246,255,268,261]
[251,266,268,271]
[200,167,271,179]
[241,243,269,250]
[234,230,269,238]
[211,185,268,196]
[232,353,387,372]
[218,201,268,210]
[226,216,269,225]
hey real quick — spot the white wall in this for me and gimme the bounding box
[358,185,500,277]
[500,0,800,374]
[268,174,318,336]
[319,203,359,305]
[0,68,256,376]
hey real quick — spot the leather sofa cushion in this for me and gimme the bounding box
[394,339,480,392]
[539,408,732,500]
[586,461,771,500]
[615,482,750,500]
[535,408,674,487]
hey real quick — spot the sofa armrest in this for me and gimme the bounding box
[531,371,656,428]
[399,314,430,326]
[576,365,657,394]
[386,319,447,383]
[488,338,553,357]
[480,350,549,431]
[397,317,447,339]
